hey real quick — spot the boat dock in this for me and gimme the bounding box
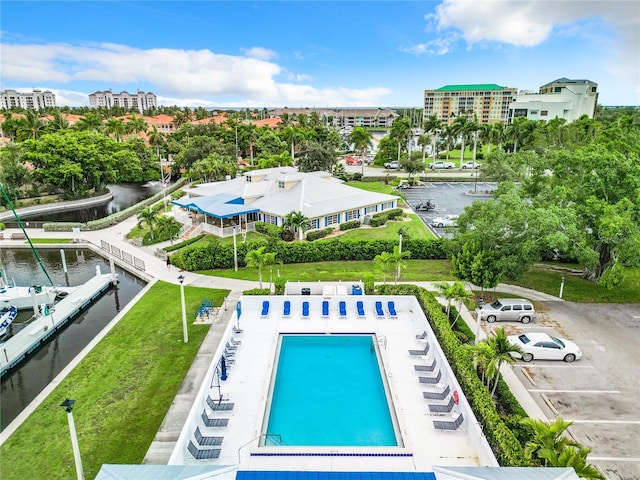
[0,267,117,377]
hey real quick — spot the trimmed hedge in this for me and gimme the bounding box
[170,237,449,271]
[242,288,271,295]
[339,220,361,231]
[306,227,333,241]
[255,222,282,237]
[163,233,206,252]
[377,283,527,467]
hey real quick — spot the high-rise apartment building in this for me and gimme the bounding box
[88,89,157,113]
[0,89,56,110]
[508,78,598,123]
[423,84,517,124]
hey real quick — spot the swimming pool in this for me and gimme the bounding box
[263,334,400,446]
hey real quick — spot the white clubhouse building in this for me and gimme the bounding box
[172,167,398,238]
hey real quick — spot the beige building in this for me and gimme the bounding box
[423,84,517,124]
[269,107,398,128]
[88,89,157,113]
[0,89,56,110]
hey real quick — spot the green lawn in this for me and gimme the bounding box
[200,259,454,283]
[29,238,73,244]
[344,180,401,195]
[0,281,230,480]
[328,214,434,241]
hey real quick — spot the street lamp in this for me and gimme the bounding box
[232,222,238,272]
[397,228,404,279]
[60,398,84,480]
[178,275,188,344]
[475,300,485,346]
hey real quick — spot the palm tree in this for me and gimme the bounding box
[479,123,494,155]
[487,327,523,396]
[136,207,158,240]
[390,117,412,163]
[263,252,281,292]
[47,111,69,132]
[442,124,456,161]
[148,125,165,158]
[105,118,126,142]
[435,282,457,318]
[492,122,507,151]
[127,113,147,138]
[245,246,267,289]
[391,245,411,283]
[423,114,442,162]
[522,417,580,466]
[467,341,497,387]
[349,126,373,175]
[283,211,310,241]
[74,112,104,133]
[155,215,180,242]
[541,445,604,479]
[374,251,395,284]
[17,110,46,141]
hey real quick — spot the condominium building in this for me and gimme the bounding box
[88,89,157,113]
[508,78,598,123]
[0,89,56,110]
[269,107,398,128]
[423,84,517,124]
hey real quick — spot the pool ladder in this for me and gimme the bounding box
[377,335,387,349]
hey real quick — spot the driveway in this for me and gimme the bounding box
[484,301,640,480]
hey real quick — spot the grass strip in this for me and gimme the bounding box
[28,238,73,244]
[0,281,230,480]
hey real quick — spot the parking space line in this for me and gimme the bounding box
[528,389,620,394]
[567,420,640,424]
[588,457,640,462]
[514,365,594,368]
[446,183,455,188]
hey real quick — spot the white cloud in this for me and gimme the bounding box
[240,46,278,61]
[0,41,393,106]
[427,0,639,97]
[401,33,458,55]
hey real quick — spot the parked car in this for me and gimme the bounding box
[384,161,401,170]
[345,155,362,166]
[508,332,582,362]
[428,161,455,169]
[430,214,458,228]
[461,161,482,169]
[478,298,536,323]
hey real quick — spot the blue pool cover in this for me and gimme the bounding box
[237,473,437,480]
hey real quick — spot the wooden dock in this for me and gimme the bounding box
[0,269,117,376]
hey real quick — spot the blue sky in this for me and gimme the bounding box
[1,1,638,107]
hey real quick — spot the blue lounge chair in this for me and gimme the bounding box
[261,300,269,317]
[388,301,398,318]
[356,301,365,318]
[302,301,310,319]
[375,301,385,318]
[322,300,329,318]
[283,300,291,318]
[339,301,347,318]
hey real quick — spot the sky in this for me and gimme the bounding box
[1,1,639,108]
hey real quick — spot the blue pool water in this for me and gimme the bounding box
[265,335,398,446]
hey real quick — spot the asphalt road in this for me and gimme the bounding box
[485,301,640,480]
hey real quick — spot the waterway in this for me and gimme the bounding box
[8,182,166,225]
[0,248,146,430]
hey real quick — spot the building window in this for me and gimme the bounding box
[325,214,339,226]
[278,181,285,189]
[541,110,548,116]
[309,218,320,230]
[530,110,538,115]
[345,209,359,221]
[364,206,376,214]
[554,87,562,93]
[264,214,277,225]
[591,87,597,92]
[382,201,394,210]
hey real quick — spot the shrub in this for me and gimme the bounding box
[164,234,206,252]
[369,216,387,227]
[274,276,286,295]
[243,288,271,295]
[377,283,527,466]
[385,208,403,219]
[255,222,282,237]
[306,228,333,241]
[339,220,361,231]
[0,222,6,230]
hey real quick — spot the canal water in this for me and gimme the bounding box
[8,182,166,225]
[0,248,146,430]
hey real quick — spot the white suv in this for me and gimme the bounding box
[478,298,536,323]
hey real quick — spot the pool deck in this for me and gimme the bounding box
[169,295,496,473]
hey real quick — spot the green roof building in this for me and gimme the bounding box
[424,83,517,124]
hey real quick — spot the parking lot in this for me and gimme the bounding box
[483,301,640,480]
[401,182,496,237]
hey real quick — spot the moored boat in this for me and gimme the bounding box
[0,305,18,336]
[0,284,77,310]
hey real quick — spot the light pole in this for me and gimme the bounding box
[60,399,84,480]
[232,223,238,272]
[475,300,484,346]
[178,275,188,344]
[397,228,404,279]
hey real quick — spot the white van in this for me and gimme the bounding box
[478,298,536,324]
